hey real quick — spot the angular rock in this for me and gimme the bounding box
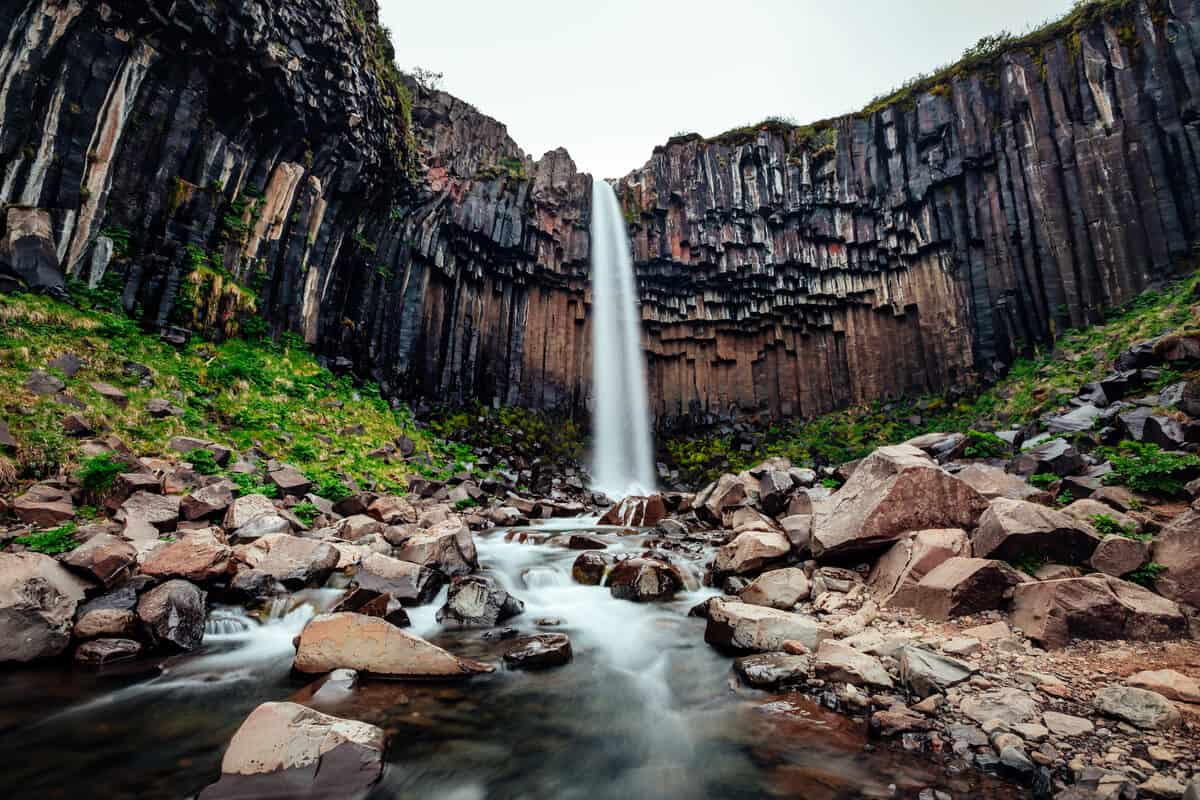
[1011,575,1187,649]
[0,552,90,662]
[758,470,797,516]
[1042,711,1094,737]
[198,702,385,800]
[63,532,137,587]
[394,519,478,576]
[960,688,1039,725]
[293,613,492,677]
[354,552,443,605]
[366,495,416,525]
[503,633,572,669]
[911,557,1027,620]
[598,494,667,527]
[868,528,969,608]
[704,600,829,653]
[25,370,65,396]
[234,534,340,588]
[234,514,292,540]
[1126,669,1200,704]
[120,491,180,531]
[74,638,142,665]
[180,481,235,521]
[330,587,410,628]
[954,463,1052,504]
[137,579,207,651]
[222,494,277,531]
[1012,439,1086,477]
[813,640,893,689]
[74,606,138,638]
[733,652,811,687]
[90,381,128,407]
[141,529,232,583]
[1152,509,1200,607]
[713,530,790,575]
[739,567,810,609]
[1093,686,1181,730]
[12,484,75,527]
[606,557,684,602]
[436,575,524,628]
[268,466,312,498]
[1089,534,1150,577]
[903,431,967,462]
[973,498,1101,563]
[695,472,758,525]
[811,445,987,558]
[897,645,974,697]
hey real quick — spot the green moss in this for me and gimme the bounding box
[1125,561,1166,589]
[14,523,79,554]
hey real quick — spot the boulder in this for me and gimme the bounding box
[0,552,90,662]
[1093,686,1181,730]
[696,472,759,525]
[960,687,1039,725]
[713,530,790,575]
[571,551,608,585]
[24,369,65,396]
[1152,509,1200,607]
[63,532,137,587]
[811,445,988,558]
[234,534,340,588]
[705,600,830,653]
[778,514,812,552]
[12,484,75,527]
[234,513,292,540]
[1046,404,1104,434]
[140,529,232,583]
[954,463,1052,504]
[973,498,1101,563]
[366,495,416,525]
[733,652,812,687]
[911,557,1028,620]
[503,633,572,669]
[198,702,385,800]
[74,605,138,638]
[598,494,667,527]
[903,432,967,462]
[738,568,810,609]
[1012,439,1086,477]
[758,470,797,516]
[330,588,410,628]
[137,579,207,651]
[293,613,492,678]
[1126,669,1200,704]
[898,646,974,697]
[1089,535,1150,577]
[868,528,969,608]
[180,481,235,521]
[268,466,311,497]
[436,575,524,628]
[222,494,277,531]
[1011,576,1187,649]
[813,640,893,689]
[120,491,180,531]
[605,557,684,602]
[75,637,142,665]
[394,519,477,576]
[354,553,443,605]
[335,514,383,540]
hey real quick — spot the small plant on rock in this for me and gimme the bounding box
[14,523,79,555]
[1090,513,1151,541]
[230,471,279,498]
[77,452,124,493]
[185,448,220,475]
[963,429,1009,459]
[1101,441,1200,496]
[291,501,320,526]
[1028,473,1058,489]
[1125,561,1167,589]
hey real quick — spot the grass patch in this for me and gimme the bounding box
[14,523,79,555]
[1101,441,1200,497]
[77,452,124,493]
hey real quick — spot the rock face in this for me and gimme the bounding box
[1152,509,1200,607]
[1011,576,1187,649]
[811,446,987,558]
[973,498,1102,564]
[0,552,90,662]
[199,702,386,800]
[293,613,492,678]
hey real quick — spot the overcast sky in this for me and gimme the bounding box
[381,0,1075,179]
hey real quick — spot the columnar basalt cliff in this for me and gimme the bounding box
[3,0,1200,427]
[620,0,1200,422]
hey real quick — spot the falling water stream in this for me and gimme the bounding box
[589,180,657,497]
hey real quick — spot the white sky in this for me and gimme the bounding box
[381,0,1075,179]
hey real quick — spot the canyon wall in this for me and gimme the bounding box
[3,0,1200,427]
[620,0,1200,423]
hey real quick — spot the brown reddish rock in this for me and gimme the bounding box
[181,481,235,521]
[234,534,340,588]
[911,557,1028,620]
[293,613,492,677]
[503,633,572,669]
[393,519,478,576]
[119,491,180,531]
[354,552,443,605]
[90,381,129,407]
[871,707,934,737]
[1152,509,1200,607]
[739,567,811,610]
[813,640,893,689]
[1126,669,1200,704]
[972,497,1102,564]
[868,528,969,608]
[0,552,90,662]
[695,472,759,525]
[598,494,667,527]
[1011,576,1187,649]
[330,588,410,628]
[74,638,143,665]
[136,579,207,651]
[140,528,232,583]
[605,557,683,601]
[222,494,277,531]
[198,702,386,800]
[713,530,790,575]
[954,463,1052,504]
[74,607,138,638]
[1089,534,1150,577]
[811,445,987,558]
[63,532,137,587]
[367,494,417,525]
[1061,498,1143,534]
[12,484,75,527]
[704,600,830,653]
[268,466,312,497]
[571,551,608,585]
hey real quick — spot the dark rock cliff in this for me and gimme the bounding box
[3,0,1200,428]
[620,0,1200,423]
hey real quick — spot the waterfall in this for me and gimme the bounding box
[589,180,656,498]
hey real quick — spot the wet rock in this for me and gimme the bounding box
[234,534,340,588]
[598,494,667,526]
[354,553,444,605]
[141,528,231,583]
[868,528,969,608]
[1012,438,1086,477]
[436,575,524,628]
[733,652,811,687]
[74,638,142,665]
[871,707,934,737]
[1151,509,1200,607]
[739,567,810,609]
[12,484,75,527]
[571,551,608,585]
[605,557,684,602]
[1089,534,1150,577]
[74,605,138,638]
[811,445,988,558]
[119,491,180,531]
[713,530,790,575]
[1041,711,1094,737]
[897,646,974,697]
[960,688,1039,725]
[814,640,893,689]
[1011,575,1187,649]
[0,552,90,662]
[63,532,136,587]
[704,600,830,653]
[198,702,385,800]
[222,494,278,531]
[394,519,478,576]
[953,463,1053,504]
[1126,669,1200,704]
[503,633,572,669]
[1093,686,1181,730]
[227,570,286,602]
[294,613,493,678]
[367,495,417,525]
[973,497,1101,564]
[180,481,235,521]
[137,579,207,651]
[911,557,1028,620]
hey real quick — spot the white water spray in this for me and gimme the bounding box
[589,180,656,497]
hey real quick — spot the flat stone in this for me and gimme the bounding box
[502,633,572,669]
[897,645,973,697]
[74,637,142,665]
[268,466,312,498]
[739,567,810,609]
[814,640,893,689]
[734,652,812,687]
[704,600,830,653]
[294,613,492,677]
[1042,711,1094,737]
[1093,686,1181,730]
[960,688,1038,725]
[1125,669,1200,704]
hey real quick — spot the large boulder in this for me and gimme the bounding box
[813,640,893,689]
[0,552,90,662]
[119,491,180,531]
[140,528,232,583]
[758,470,797,516]
[1152,509,1200,607]
[63,533,137,587]
[1089,535,1150,577]
[234,534,340,588]
[137,579,207,651]
[367,495,417,525]
[695,472,759,525]
[868,529,969,608]
[353,553,444,606]
[293,613,492,678]
[180,481,235,521]
[713,530,790,575]
[268,466,312,498]
[953,463,1052,504]
[394,519,477,576]
[911,557,1028,620]
[598,494,667,527]
[1011,576,1187,649]
[436,575,524,628]
[222,494,277,531]
[571,551,608,585]
[810,445,988,558]
[198,702,386,800]
[605,557,684,602]
[973,498,1102,563]
[739,568,810,610]
[704,600,830,653]
[12,484,75,527]
[1093,686,1181,730]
